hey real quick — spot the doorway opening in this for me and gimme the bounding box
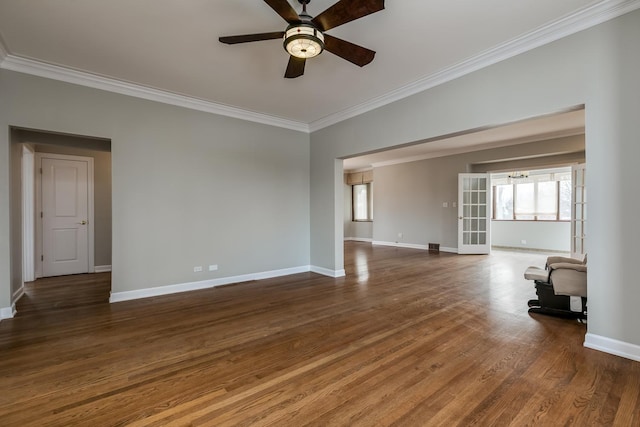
[10,127,112,316]
[340,108,585,256]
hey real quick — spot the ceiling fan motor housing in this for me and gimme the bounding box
[283,22,325,58]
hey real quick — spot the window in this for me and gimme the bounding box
[352,183,373,221]
[494,184,513,220]
[492,170,571,221]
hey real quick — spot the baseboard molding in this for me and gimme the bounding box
[1,287,24,321]
[110,265,333,303]
[0,305,16,320]
[12,285,25,303]
[109,265,345,303]
[584,333,640,362]
[372,240,428,250]
[310,266,346,278]
[94,265,112,273]
[344,237,373,243]
[372,241,458,254]
[492,245,570,254]
[440,247,458,254]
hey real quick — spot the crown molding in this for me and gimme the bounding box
[0,55,310,133]
[308,0,640,132]
[1,1,638,134]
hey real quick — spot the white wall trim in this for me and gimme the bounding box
[311,266,346,278]
[0,305,16,320]
[0,55,309,133]
[373,241,428,250]
[12,286,25,303]
[308,0,640,132]
[110,265,312,303]
[94,265,112,273]
[584,333,640,362]
[8,287,25,319]
[22,145,35,282]
[1,1,638,133]
[372,241,458,254]
[344,237,373,243]
[440,247,458,254]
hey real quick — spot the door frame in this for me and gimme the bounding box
[21,145,36,282]
[35,152,95,278]
[457,173,492,254]
[571,163,586,259]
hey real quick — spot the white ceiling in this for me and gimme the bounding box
[0,0,629,133]
[343,108,585,170]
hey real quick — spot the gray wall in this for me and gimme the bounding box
[310,10,640,347]
[492,221,570,252]
[0,70,310,310]
[371,136,583,250]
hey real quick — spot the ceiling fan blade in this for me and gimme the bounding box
[311,0,384,32]
[219,32,285,45]
[323,34,375,67]
[284,56,306,79]
[264,0,301,24]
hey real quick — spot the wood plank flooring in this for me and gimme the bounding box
[1,243,638,426]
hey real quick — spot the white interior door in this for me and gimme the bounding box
[458,173,491,254]
[41,156,91,276]
[571,163,586,259]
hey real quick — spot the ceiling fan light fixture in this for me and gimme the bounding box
[284,23,324,59]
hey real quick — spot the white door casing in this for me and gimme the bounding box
[458,173,491,254]
[571,163,586,259]
[37,153,94,277]
[22,145,35,282]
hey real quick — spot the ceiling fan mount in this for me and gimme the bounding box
[219,0,385,79]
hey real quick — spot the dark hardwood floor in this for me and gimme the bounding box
[1,243,638,426]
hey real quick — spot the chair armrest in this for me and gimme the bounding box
[546,256,583,268]
[549,262,587,273]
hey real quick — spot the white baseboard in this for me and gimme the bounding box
[12,286,25,303]
[94,265,112,273]
[584,333,640,362]
[311,265,346,278]
[110,265,342,303]
[110,264,349,303]
[440,246,458,254]
[344,237,373,243]
[0,305,15,320]
[373,240,428,250]
[372,241,459,254]
[0,287,24,321]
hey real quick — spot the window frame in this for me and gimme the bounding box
[492,180,569,222]
[352,183,373,222]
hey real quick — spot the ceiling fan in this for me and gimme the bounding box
[219,0,385,78]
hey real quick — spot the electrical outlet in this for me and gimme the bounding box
[194,266,203,272]
[398,232,403,238]
[443,202,448,208]
[209,264,218,271]
[521,240,527,245]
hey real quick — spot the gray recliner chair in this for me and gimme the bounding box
[524,254,587,320]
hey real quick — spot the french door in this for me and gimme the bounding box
[458,173,491,254]
[571,163,586,259]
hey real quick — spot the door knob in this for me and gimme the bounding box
[78,220,87,225]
